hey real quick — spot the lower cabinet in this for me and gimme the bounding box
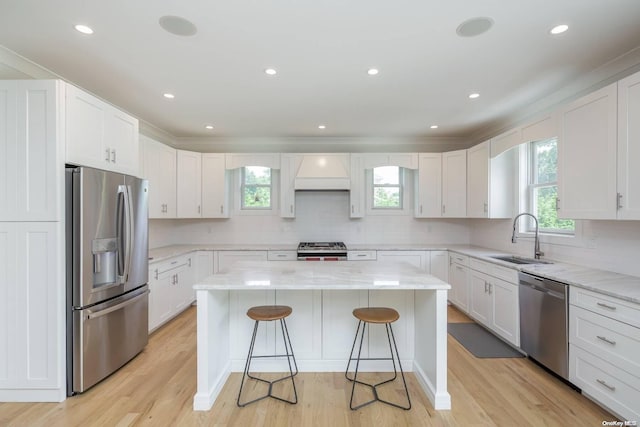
[569,287,640,421]
[368,290,414,360]
[217,250,268,272]
[148,253,197,332]
[377,250,429,271]
[448,253,469,312]
[322,290,369,360]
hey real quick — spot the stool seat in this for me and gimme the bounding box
[247,305,292,321]
[353,307,399,324]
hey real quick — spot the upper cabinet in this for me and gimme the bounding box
[467,140,516,219]
[415,151,466,218]
[66,84,139,176]
[617,70,640,220]
[280,154,296,218]
[0,80,64,222]
[202,153,230,218]
[415,153,442,217]
[442,149,467,217]
[141,135,176,218]
[176,150,203,218]
[557,83,618,220]
[350,154,365,218]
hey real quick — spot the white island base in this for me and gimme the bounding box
[192,261,451,412]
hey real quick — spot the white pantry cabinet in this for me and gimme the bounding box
[558,83,617,220]
[349,154,365,218]
[0,80,64,222]
[176,150,202,218]
[617,70,640,220]
[415,153,442,218]
[442,150,467,217]
[141,135,177,218]
[202,153,230,218]
[66,84,139,176]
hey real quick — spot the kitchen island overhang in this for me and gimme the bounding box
[192,261,451,411]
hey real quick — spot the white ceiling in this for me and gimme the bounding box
[2,0,640,141]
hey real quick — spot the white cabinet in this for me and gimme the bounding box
[467,141,515,219]
[66,83,139,176]
[429,251,449,282]
[202,153,230,218]
[569,287,640,421]
[467,258,519,346]
[230,290,276,360]
[521,114,558,144]
[176,150,202,218]
[217,250,268,272]
[196,251,215,281]
[617,70,640,220]
[442,150,467,217]
[415,153,442,218]
[558,83,617,219]
[368,290,414,360]
[148,254,196,332]
[0,80,63,222]
[349,154,365,218]
[141,135,176,218]
[267,250,298,261]
[376,250,429,271]
[275,290,322,360]
[322,290,369,359]
[347,250,377,261]
[280,154,296,218]
[448,253,469,312]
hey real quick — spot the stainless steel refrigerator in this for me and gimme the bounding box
[65,166,149,395]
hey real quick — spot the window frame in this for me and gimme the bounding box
[238,166,275,212]
[365,166,413,216]
[372,166,404,210]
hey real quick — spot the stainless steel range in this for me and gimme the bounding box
[297,242,347,260]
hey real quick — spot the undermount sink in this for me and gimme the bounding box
[490,255,553,265]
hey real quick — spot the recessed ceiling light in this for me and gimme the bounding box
[265,68,277,75]
[468,93,480,99]
[550,24,569,35]
[456,17,494,37]
[163,93,175,99]
[205,125,214,130]
[74,24,94,35]
[430,125,439,129]
[318,125,326,129]
[159,16,197,36]
[367,68,379,76]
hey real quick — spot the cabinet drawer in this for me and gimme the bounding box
[570,287,640,328]
[267,250,297,261]
[489,264,518,283]
[152,255,192,279]
[347,250,377,261]
[569,305,640,378]
[570,344,640,421]
[470,258,490,273]
[449,253,469,266]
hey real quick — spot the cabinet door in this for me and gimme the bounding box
[195,251,215,281]
[377,250,429,271]
[65,84,108,170]
[230,290,276,360]
[280,154,296,218]
[415,153,442,217]
[275,290,322,360]
[448,263,469,312]
[429,251,449,282]
[617,70,640,220]
[442,149,467,217]
[0,80,62,221]
[350,154,365,218]
[149,264,176,330]
[322,290,369,359]
[217,251,268,272]
[466,141,489,218]
[142,136,176,218]
[175,256,195,312]
[558,83,617,219]
[202,153,229,218]
[176,150,202,218]
[491,277,519,347]
[106,108,139,176]
[368,290,414,360]
[469,271,491,326]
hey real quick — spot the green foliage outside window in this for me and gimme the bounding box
[242,166,271,209]
[373,166,402,209]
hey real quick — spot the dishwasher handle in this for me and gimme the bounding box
[519,273,567,300]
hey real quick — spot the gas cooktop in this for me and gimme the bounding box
[297,242,347,260]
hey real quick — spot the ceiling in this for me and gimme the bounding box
[2,0,640,141]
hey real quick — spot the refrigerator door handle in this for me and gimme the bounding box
[116,186,126,281]
[85,289,149,320]
[123,185,134,283]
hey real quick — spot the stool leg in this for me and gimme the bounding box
[349,321,369,410]
[237,320,260,407]
[273,317,298,404]
[382,323,411,410]
[345,320,363,381]
[281,317,299,377]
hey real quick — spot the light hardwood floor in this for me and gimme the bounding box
[0,305,615,426]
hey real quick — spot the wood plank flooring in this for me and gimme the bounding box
[0,305,616,426]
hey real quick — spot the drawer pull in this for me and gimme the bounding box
[596,335,616,345]
[596,379,616,391]
[597,302,617,310]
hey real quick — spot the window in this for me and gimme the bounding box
[241,166,272,209]
[528,139,574,234]
[372,166,403,209]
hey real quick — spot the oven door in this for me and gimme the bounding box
[70,286,149,394]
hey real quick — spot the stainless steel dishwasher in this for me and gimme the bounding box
[519,272,569,380]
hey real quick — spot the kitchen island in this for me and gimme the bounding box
[192,261,451,411]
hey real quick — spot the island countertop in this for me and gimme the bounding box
[193,260,452,291]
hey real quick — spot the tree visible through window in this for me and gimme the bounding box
[529,139,574,233]
[241,166,271,209]
[373,166,402,209]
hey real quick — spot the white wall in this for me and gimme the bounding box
[469,218,640,277]
[150,191,471,247]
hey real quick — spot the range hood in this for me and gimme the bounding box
[294,154,350,190]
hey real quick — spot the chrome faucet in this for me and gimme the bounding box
[511,213,544,259]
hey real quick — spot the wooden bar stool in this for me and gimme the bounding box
[345,307,411,410]
[237,305,298,407]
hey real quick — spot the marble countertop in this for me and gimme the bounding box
[150,243,640,304]
[194,260,450,291]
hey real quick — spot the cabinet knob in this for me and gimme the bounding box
[617,192,623,209]
[290,205,293,214]
[105,148,111,162]
[111,149,116,163]
[198,205,201,214]
[220,205,224,214]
